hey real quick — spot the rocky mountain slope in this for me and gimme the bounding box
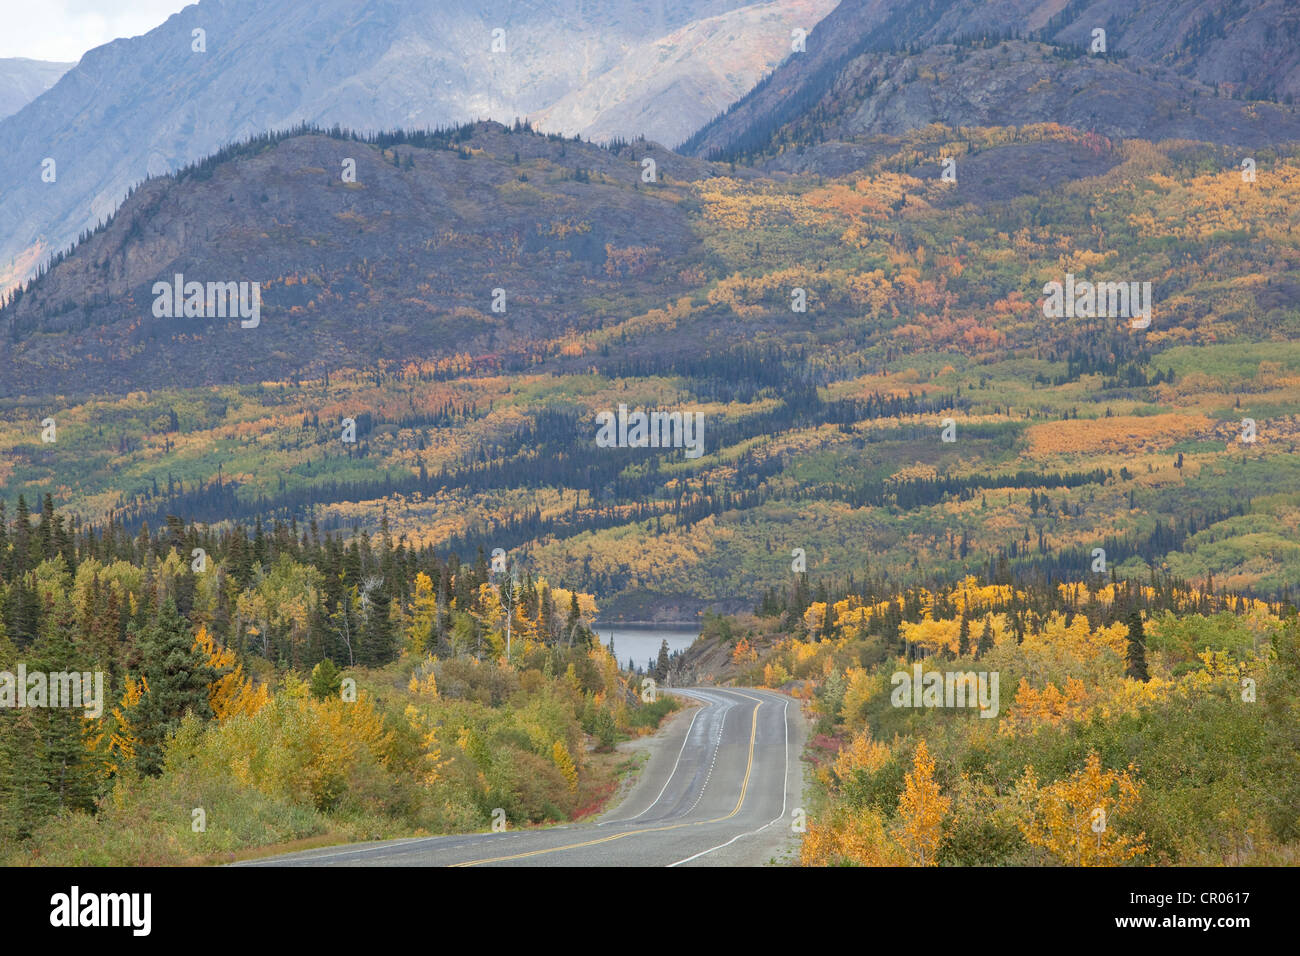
[0,57,73,120]
[682,0,1300,161]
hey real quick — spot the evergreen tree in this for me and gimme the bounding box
[0,709,52,842]
[132,598,217,775]
[976,616,994,658]
[252,517,268,571]
[655,639,670,683]
[0,630,56,841]
[538,584,554,643]
[1125,609,1149,681]
[309,658,343,700]
[30,603,98,814]
[13,495,32,573]
[359,583,394,666]
[565,591,581,637]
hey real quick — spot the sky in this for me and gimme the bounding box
[0,0,190,61]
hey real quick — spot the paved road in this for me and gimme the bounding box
[237,687,806,867]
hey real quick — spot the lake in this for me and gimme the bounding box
[595,625,699,673]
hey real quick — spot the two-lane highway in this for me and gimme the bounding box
[238,687,806,867]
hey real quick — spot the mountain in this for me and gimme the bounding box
[681,0,1300,162]
[0,0,835,295]
[0,57,73,120]
[531,0,837,148]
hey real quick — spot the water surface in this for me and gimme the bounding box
[596,625,698,673]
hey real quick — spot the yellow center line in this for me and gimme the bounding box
[449,693,763,867]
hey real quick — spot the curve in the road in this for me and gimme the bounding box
[235,686,804,867]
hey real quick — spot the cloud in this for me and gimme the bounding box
[0,0,191,62]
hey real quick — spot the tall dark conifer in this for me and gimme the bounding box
[1125,609,1149,681]
[132,599,217,775]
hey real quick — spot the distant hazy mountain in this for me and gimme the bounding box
[0,57,73,120]
[0,0,836,293]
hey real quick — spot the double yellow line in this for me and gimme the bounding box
[449,693,762,866]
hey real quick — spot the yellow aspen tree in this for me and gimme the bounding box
[897,738,950,866]
[832,727,891,784]
[402,705,448,786]
[801,807,908,866]
[552,740,578,792]
[407,654,439,698]
[194,625,269,720]
[763,661,791,687]
[106,675,148,775]
[1016,751,1148,866]
[406,572,438,655]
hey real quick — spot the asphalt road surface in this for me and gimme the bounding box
[237,686,806,867]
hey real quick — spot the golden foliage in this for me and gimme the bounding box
[832,727,891,783]
[1025,413,1213,456]
[1016,752,1148,866]
[551,740,578,792]
[194,625,269,721]
[407,655,439,699]
[1002,676,1090,735]
[840,666,880,734]
[106,675,147,776]
[800,806,907,866]
[897,739,950,866]
[762,661,791,688]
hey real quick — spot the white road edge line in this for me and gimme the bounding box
[598,688,713,827]
[666,693,790,867]
[233,835,439,866]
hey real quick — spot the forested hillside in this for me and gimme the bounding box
[2,121,1297,618]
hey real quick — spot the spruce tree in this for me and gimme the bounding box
[309,658,342,700]
[976,617,994,658]
[0,709,52,842]
[565,592,581,638]
[1125,609,1149,681]
[360,584,394,666]
[132,598,217,775]
[0,630,56,841]
[31,604,98,814]
[539,585,554,643]
[655,640,670,683]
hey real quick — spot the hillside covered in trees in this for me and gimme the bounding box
[0,116,1297,619]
